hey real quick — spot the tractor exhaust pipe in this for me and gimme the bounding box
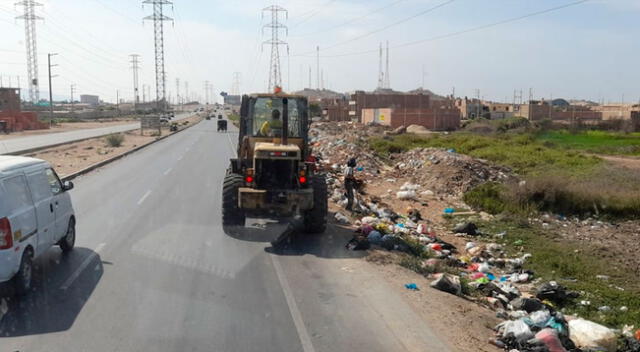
[282,98,288,146]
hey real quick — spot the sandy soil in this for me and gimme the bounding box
[0,119,137,140]
[24,115,202,177]
[597,154,640,170]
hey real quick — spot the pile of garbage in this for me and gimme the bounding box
[388,148,512,196]
[346,215,638,351]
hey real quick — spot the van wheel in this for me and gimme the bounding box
[14,249,33,295]
[59,219,76,253]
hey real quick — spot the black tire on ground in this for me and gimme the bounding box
[14,249,33,296]
[304,174,328,234]
[59,218,76,253]
[222,172,246,227]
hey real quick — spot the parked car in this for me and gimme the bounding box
[0,156,76,294]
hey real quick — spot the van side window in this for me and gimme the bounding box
[45,168,62,195]
[27,171,52,202]
[4,175,32,210]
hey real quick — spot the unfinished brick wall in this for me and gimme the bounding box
[0,112,49,132]
[389,108,461,131]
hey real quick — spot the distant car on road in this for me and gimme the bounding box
[218,114,223,119]
[0,156,76,295]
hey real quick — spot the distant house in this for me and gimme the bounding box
[80,94,100,106]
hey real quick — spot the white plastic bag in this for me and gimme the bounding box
[400,182,420,191]
[396,190,417,200]
[497,319,534,343]
[568,318,617,352]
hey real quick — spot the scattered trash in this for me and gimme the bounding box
[335,212,350,224]
[396,190,417,200]
[536,281,578,304]
[453,222,478,236]
[404,283,419,290]
[533,328,567,352]
[510,297,544,313]
[568,318,617,352]
[443,207,455,214]
[430,274,462,296]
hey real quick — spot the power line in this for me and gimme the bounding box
[292,0,407,37]
[294,0,590,58]
[297,0,455,55]
[289,0,337,28]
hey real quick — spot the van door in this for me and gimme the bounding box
[45,168,72,242]
[26,169,56,253]
[2,175,37,251]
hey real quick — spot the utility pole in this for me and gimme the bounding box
[232,72,241,95]
[308,66,311,89]
[175,77,180,110]
[16,0,42,103]
[185,81,189,103]
[384,40,390,89]
[316,46,320,90]
[204,81,209,104]
[142,84,147,103]
[130,54,141,109]
[70,84,76,115]
[47,53,58,125]
[143,0,173,114]
[422,65,426,90]
[475,89,481,119]
[377,43,384,89]
[116,89,120,117]
[529,88,533,103]
[262,4,288,92]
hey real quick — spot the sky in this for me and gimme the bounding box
[0,0,638,104]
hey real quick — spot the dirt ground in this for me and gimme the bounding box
[24,115,202,177]
[0,119,137,140]
[597,154,640,170]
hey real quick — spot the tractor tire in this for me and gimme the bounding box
[222,172,245,227]
[304,174,328,234]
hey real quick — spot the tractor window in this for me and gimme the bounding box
[252,97,303,138]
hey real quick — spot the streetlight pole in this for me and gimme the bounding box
[47,53,58,126]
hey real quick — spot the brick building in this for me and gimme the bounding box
[0,87,48,133]
[321,98,350,122]
[349,91,435,121]
[359,97,461,131]
[519,100,602,123]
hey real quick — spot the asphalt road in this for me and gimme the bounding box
[0,117,451,351]
[0,112,193,155]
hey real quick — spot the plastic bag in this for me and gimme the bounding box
[534,328,567,352]
[497,319,534,343]
[568,318,617,352]
[430,274,462,295]
[525,310,551,328]
[396,190,417,200]
[400,182,420,191]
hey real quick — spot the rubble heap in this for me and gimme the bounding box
[388,147,512,196]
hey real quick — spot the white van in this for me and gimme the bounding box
[0,156,76,294]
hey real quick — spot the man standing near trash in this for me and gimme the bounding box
[344,157,357,211]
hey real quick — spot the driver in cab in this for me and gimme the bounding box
[259,109,283,136]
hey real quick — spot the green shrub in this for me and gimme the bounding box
[463,182,506,215]
[105,133,124,147]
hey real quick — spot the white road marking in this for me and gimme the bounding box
[270,255,316,352]
[137,190,152,205]
[163,167,173,176]
[60,242,106,290]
